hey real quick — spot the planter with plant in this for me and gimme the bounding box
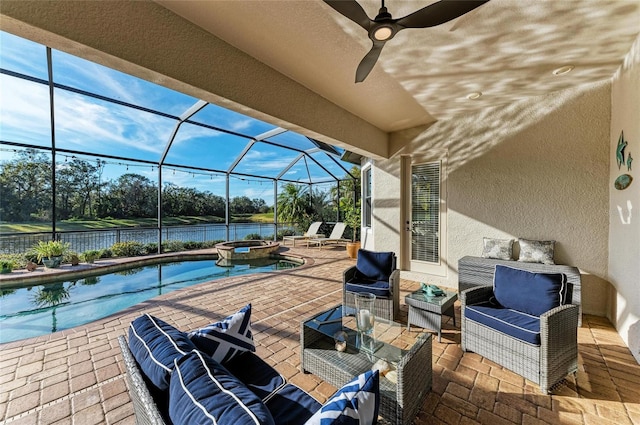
[33,240,71,269]
[343,199,361,259]
[81,250,101,264]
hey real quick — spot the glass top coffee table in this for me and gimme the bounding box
[405,288,458,343]
[300,305,432,425]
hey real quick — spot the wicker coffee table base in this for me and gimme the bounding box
[301,314,432,425]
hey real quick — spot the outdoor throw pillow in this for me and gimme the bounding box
[189,303,256,364]
[493,265,567,316]
[518,238,555,265]
[481,237,514,261]
[128,314,196,391]
[169,349,275,425]
[304,370,380,425]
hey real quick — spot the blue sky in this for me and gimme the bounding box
[0,31,353,203]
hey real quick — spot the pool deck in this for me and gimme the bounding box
[1,246,639,425]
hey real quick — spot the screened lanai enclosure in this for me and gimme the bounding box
[0,31,359,255]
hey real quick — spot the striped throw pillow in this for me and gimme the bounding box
[304,370,380,425]
[189,304,255,364]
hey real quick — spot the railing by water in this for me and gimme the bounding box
[0,222,297,254]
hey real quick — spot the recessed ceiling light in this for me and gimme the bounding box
[466,92,482,100]
[553,65,574,76]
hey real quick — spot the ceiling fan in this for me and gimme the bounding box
[323,0,489,83]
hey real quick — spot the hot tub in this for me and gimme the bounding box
[215,240,280,261]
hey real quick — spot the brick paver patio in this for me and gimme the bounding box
[1,246,638,424]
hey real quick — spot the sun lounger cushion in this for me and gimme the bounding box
[265,384,322,425]
[169,350,275,425]
[128,314,197,391]
[494,265,567,317]
[464,302,541,345]
[189,303,256,364]
[304,370,380,425]
[225,351,286,401]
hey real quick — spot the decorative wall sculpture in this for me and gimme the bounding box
[615,131,633,190]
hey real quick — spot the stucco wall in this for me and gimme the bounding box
[609,34,640,363]
[375,81,612,316]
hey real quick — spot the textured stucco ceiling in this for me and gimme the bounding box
[157,0,640,133]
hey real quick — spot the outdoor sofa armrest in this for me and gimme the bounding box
[117,335,167,425]
[343,265,358,284]
[540,303,579,355]
[388,269,400,296]
[460,285,493,308]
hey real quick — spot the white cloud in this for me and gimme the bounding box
[0,76,51,144]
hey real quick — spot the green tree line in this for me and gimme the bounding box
[0,149,270,222]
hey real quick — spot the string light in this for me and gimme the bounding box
[1,148,347,186]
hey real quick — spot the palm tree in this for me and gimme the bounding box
[277,183,312,230]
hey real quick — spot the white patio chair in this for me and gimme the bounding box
[282,221,323,246]
[307,222,349,249]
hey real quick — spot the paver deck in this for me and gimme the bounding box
[1,246,638,425]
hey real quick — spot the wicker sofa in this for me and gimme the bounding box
[459,256,581,393]
[119,311,381,425]
[343,249,400,320]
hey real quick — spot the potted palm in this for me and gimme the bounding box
[343,200,361,259]
[33,240,71,269]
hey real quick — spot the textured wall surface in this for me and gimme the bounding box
[609,34,640,363]
[376,81,612,315]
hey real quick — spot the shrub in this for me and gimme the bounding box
[0,259,15,273]
[183,241,203,250]
[244,233,263,240]
[161,240,185,253]
[99,248,112,259]
[278,229,296,239]
[143,243,158,254]
[1,253,27,270]
[110,242,145,257]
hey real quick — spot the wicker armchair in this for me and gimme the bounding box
[343,249,399,320]
[460,260,580,393]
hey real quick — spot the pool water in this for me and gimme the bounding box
[0,258,298,344]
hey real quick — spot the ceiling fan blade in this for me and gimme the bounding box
[355,42,385,83]
[397,0,489,29]
[323,0,372,31]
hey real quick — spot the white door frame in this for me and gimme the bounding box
[400,154,448,277]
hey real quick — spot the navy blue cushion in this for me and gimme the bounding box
[225,352,286,401]
[493,265,567,316]
[345,279,391,297]
[355,250,394,281]
[466,302,541,345]
[169,350,275,425]
[265,384,321,425]
[304,370,380,425]
[128,314,196,391]
[189,304,256,364]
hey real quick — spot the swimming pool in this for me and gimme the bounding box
[0,257,299,344]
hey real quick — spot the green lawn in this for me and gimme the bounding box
[0,213,275,233]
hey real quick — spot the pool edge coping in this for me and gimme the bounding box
[0,247,309,289]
